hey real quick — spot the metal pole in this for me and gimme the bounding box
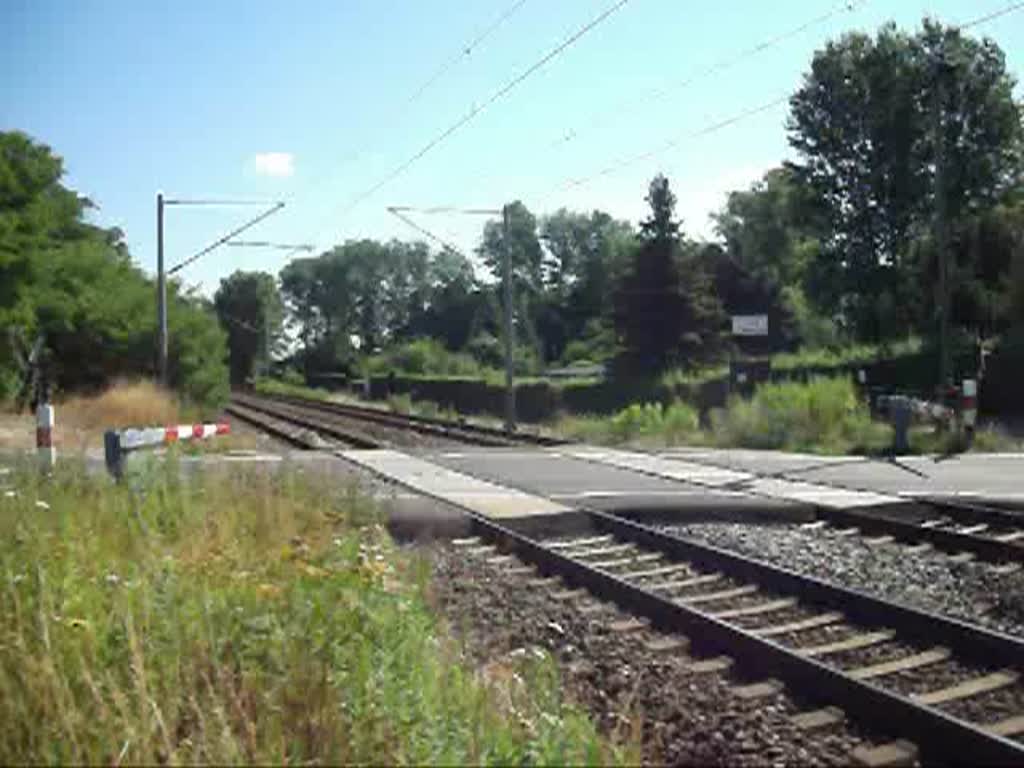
[502,204,516,433]
[933,48,952,393]
[157,192,168,387]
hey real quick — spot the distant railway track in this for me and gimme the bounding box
[460,509,1024,765]
[227,392,567,449]
[648,452,1024,567]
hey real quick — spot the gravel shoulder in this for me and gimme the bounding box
[428,542,894,766]
[664,521,1024,637]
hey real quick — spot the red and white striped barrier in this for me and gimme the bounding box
[120,422,230,450]
[37,404,55,472]
[105,422,230,478]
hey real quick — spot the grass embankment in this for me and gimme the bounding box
[0,460,618,764]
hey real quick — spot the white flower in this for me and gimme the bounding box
[104,572,121,586]
[3,490,15,499]
[35,500,50,510]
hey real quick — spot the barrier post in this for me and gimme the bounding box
[104,430,124,479]
[36,403,55,473]
[962,378,977,445]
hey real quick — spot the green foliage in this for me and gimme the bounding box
[387,393,412,415]
[0,462,616,765]
[769,337,923,371]
[254,376,331,401]
[365,338,487,377]
[713,166,820,288]
[214,270,284,386]
[788,20,1024,342]
[710,377,891,454]
[615,175,725,372]
[560,401,701,446]
[0,131,228,410]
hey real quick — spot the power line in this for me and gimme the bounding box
[275,0,529,224]
[168,202,284,275]
[386,207,467,255]
[328,0,633,229]
[538,0,1023,203]
[960,0,1024,29]
[457,0,865,201]
[553,0,865,147]
[161,199,277,206]
[559,94,790,193]
[407,0,530,105]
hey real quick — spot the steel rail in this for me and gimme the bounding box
[229,394,383,449]
[250,392,567,446]
[471,510,1024,765]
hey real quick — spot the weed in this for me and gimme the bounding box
[0,461,618,765]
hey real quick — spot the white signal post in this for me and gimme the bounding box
[36,403,55,472]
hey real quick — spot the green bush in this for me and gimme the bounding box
[559,401,700,445]
[365,338,485,378]
[711,376,891,453]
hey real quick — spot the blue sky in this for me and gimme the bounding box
[2,0,1022,295]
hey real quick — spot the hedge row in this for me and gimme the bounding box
[364,343,1020,423]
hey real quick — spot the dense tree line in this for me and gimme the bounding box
[0,131,229,408]
[6,17,1022,403]
[214,20,1022,387]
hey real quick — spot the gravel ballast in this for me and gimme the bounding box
[429,543,891,766]
[664,522,1024,637]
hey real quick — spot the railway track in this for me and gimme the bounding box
[805,498,1024,569]
[461,509,1024,765]
[574,448,1024,567]
[227,392,566,449]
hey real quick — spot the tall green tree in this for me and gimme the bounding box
[0,130,228,408]
[614,175,724,372]
[478,201,544,358]
[214,271,284,386]
[540,209,634,361]
[788,20,1023,343]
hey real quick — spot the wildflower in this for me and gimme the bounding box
[35,500,50,510]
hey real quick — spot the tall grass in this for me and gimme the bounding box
[558,402,701,446]
[0,460,617,764]
[253,377,332,401]
[60,380,180,431]
[710,376,891,454]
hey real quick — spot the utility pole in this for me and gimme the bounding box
[156,192,167,386]
[502,204,516,433]
[154,197,284,389]
[933,49,953,391]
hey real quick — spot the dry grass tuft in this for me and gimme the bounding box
[60,379,180,432]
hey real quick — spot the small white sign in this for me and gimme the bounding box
[731,314,769,336]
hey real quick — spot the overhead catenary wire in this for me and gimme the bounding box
[168,202,284,275]
[386,207,468,255]
[325,0,633,234]
[302,0,1024,262]
[455,0,867,202]
[274,0,530,224]
[406,0,530,105]
[550,0,866,147]
[960,0,1024,29]
[536,0,1024,204]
